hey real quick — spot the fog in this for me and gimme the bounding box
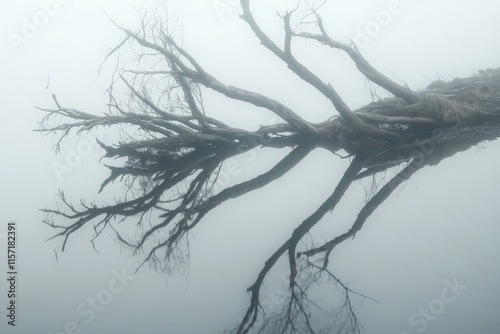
[1,0,500,333]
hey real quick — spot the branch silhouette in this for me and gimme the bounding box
[37,1,500,333]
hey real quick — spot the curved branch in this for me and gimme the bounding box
[237,155,365,334]
[296,16,419,104]
[240,0,398,139]
[299,158,424,262]
[121,28,318,134]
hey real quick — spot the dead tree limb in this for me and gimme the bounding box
[37,2,500,333]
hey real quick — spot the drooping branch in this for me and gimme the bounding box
[37,3,500,334]
[296,15,419,104]
[135,143,315,272]
[299,158,424,264]
[237,155,365,334]
[120,28,319,135]
[240,0,379,136]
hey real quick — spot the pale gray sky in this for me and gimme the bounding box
[1,1,500,333]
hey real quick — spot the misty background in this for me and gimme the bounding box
[1,0,499,333]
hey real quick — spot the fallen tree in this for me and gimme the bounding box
[37,1,500,333]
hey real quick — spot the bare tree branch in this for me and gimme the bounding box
[37,3,500,334]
